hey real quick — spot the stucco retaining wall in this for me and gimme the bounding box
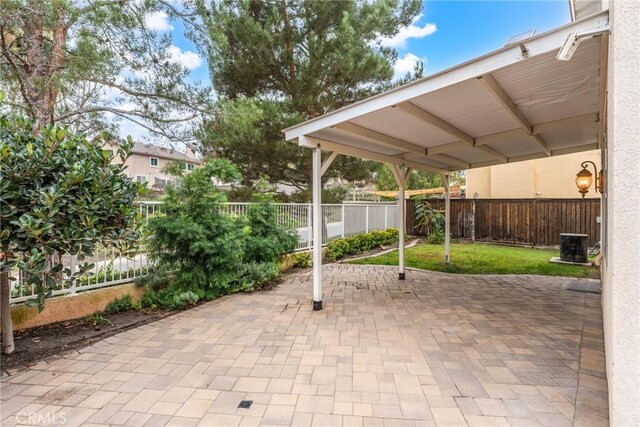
[8,283,144,331]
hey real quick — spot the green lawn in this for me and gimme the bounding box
[347,241,599,278]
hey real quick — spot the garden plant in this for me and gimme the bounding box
[142,159,297,310]
[325,228,399,262]
[0,117,141,354]
[414,197,446,244]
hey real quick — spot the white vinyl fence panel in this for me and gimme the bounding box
[9,202,397,304]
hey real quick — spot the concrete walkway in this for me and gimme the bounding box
[0,265,608,426]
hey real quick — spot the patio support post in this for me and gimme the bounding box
[441,173,451,264]
[308,140,337,311]
[398,177,405,280]
[390,165,412,280]
[311,142,323,310]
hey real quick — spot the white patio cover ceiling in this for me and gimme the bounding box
[284,11,609,174]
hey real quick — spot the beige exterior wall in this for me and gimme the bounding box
[122,153,184,187]
[104,143,199,189]
[467,150,601,199]
[490,161,535,198]
[601,1,640,425]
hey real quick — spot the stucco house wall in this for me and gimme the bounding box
[123,153,183,187]
[490,161,535,199]
[467,150,601,198]
[601,0,640,425]
[105,142,200,189]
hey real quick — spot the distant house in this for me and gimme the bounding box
[104,141,201,191]
[466,149,601,199]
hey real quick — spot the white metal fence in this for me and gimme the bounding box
[9,202,397,304]
[222,202,398,250]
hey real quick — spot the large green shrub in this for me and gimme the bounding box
[0,116,141,354]
[325,228,399,262]
[242,193,297,264]
[147,159,245,294]
[145,161,296,307]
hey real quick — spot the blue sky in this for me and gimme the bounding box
[393,1,570,77]
[134,1,570,143]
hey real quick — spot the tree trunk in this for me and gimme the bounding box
[281,0,296,97]
[1,271,14,354]
[22,5,48,129]
[44,4,67,125]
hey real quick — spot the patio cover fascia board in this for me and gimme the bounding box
[284,11,609,168]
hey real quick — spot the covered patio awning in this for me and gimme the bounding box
[283,11,609,310]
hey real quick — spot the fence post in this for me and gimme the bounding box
[341,204,345,238]
[365,205,369,233]
[69,255,77,296]
[532,199,538,247]
[384,205,388,229]
[471,199,476,242]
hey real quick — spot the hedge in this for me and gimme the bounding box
[325,228,399,262]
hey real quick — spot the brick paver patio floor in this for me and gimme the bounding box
[1,264,608,426]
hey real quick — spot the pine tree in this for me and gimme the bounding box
[189,0,423,196]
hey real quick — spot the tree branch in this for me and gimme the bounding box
[0,24,35,118]
[81,77,212,114]
[104,108,194,143]
[55,106,196,124]
[66,0,124,27]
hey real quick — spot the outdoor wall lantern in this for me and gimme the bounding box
[575,161,604,198]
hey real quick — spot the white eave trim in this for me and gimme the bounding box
[284,10,609,142]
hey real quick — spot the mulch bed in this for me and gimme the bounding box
[1,309,173,372]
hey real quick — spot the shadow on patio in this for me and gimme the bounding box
[0,265,607,426]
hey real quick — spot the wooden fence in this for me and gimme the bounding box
[406,198,601,247]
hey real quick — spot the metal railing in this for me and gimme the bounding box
[9,202,397,304]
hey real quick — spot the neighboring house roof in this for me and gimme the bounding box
[130,142,201,163]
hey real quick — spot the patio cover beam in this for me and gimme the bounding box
[470,141,600,168]
[429,153,470,169]
[395,102,508,163]
[598,32,609,148]
[473,112,599,146]
[395,102,474,144]
[321,151,338,176]
[421,112,597,164]
[478,73,552,156]
[300,135,451,174]
[334,122,427,155]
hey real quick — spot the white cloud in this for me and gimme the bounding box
[145,11,174,32]
[393,52,426,80]
[166,45,202,70]
[117,119,150,143]
[379,14,437,49]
